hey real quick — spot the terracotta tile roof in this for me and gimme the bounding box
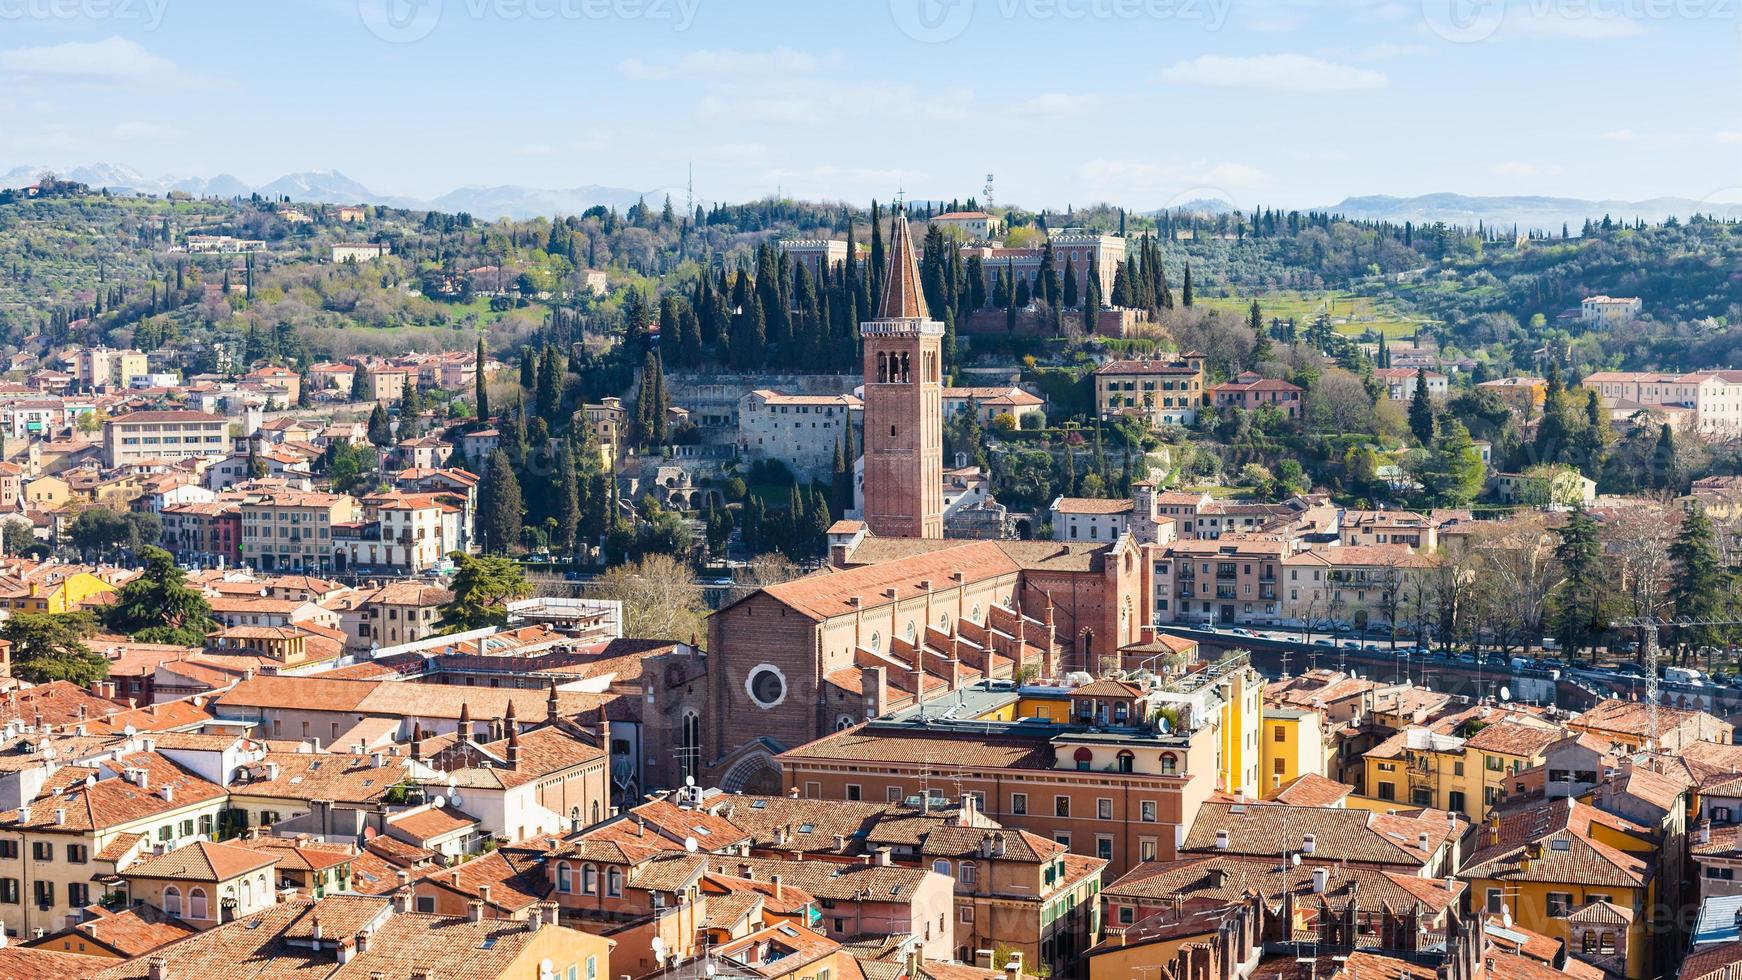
[1463,720,1565,758]
[778,726,1049,769]
[717,920,841,979]
[0,680,124,728]
[629,797,752,850]
[1610,764,1689,813]
[1103,855,1460,916]
[1184,802,1451,868]
[422,847,550,912]
[47,903,198,956]
[919,826,1063,863]
[702,855,936,902]
[0,948,115,979]
[1053,497,1134,515]
[760,541,1020,621]
[1573,697,1731,740]
[122,839,281,882]
[1272,774,1354,808]
[1683,941,1742,980]
[388,805,478,843]
[216,676,381,712]
[234,835,356,873]
[0,751,224,832]
[1460,798,1651,889]
[1096,358,1202,376]
[231,751,407,805]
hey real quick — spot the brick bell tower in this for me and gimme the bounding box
[861,209,944,539]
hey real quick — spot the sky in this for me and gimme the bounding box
[0,0,1738,211]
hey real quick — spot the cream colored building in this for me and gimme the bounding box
[1581,295,1641,326]
[1582,369,1742,434]
[1094,355,1206,428]
[103,410,231,468]
[70,347,150,388]
[1282,545,1433,631]
[240,490,360,574]
[737,389,861,481]
[0,750,229,938]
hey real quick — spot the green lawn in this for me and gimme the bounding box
[1194,290,1429,340]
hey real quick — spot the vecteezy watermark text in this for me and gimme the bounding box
[0,0,169,29]
[891,0,1229,44]
[360,0,700,44]
[1423,0,1741,43]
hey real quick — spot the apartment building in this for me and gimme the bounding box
[1093,355,1206,427]
[943,386,1045,427]
[70,347,150,388]
[777,659,1263,879]
[239,491,360,574]
[1340,509,1437,550]
[736,389,862,481]
[1049,496,1133,542]
[1363,717,1563,818]
[1207,372,1304,418]
[1281,545,1435,631]
[1152,538,1289,627]
[333,491,464,575]
[0,750,229,938]
[1582,369,1742,433]
[103,410,231,468]
[1373,367,1449,402]
[1476,377,1548,417]
[1582,295,1642,326]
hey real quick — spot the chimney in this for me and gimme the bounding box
[1418,832,1431,852]
[393,889,411,914]
[506,727,520,768]
[467,899,483,922]
[772,874,784,901]
[53,808,64,826]
[1312,868,1329,894]
[1301,833,1316,854]
[266,762,279,781]
[1003,954,1023,980]
[479,884,492,906]
[148,957,170,980]
[160,785,174,803]
[1215,829,1229,850]
[875,846,893,867]
[1702,820,1714,845]
[833,834,847,851]
[311,916,323,941]
[336,939,356,965]
[371,752,385,769]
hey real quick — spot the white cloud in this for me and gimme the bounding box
[0,37,179,83]
[1160,54,1388,93]
[1491,161,1566,179]
[1716,131,1742,145]
[620,48,835,82]
[1350,42,1430,61]
[1016,93,1101,116]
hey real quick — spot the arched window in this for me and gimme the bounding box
[1073,747,1094,771]
[960,861,977,884]
[1161,753,1178,775]
[679,711,702,784]
[932,859,951,876]
[189,888,208,920]
[1117,750,1135,773]
[590,800,601,824]
[164,885,182,915]
[906,622,917,643]
[939,612,951,632]
[240,877,252,908]
[869,631,881,652]
[582,864,599,895]
[557,863,573,893]
[607,868,623,896]
[972,603,982,623]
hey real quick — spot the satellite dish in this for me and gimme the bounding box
[449,792,463,807]
[1291,854,1301,867]
[684,836,699,854]
[685,775,696,788]
[651,937,667,963]
[84,775,96,787]
[1500,686,1512,702]
[433,794,447,808]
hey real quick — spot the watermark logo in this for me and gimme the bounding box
[359,0,702,43]
[890,0,976,42]
[892,0,1230,44]
[360,0,443,43]
[0,0,171,30]
[1420,0,1507,43]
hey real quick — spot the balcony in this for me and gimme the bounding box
[1215,587,1237,599]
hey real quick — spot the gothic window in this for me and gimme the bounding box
[679,712,702,783]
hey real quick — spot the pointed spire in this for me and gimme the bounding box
[458,702,472,737]
[547,679,560,724]
[876,210,929,320]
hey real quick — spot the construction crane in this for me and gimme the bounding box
[1610,615,1742,751]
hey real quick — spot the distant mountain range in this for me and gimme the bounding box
[7,164,1741,230]
[1322,193,1742,231]
[0,163,689,221]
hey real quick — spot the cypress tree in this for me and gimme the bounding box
[349,364,369,403]
[554,442,580,555]
[1182,263,1194,307]
[536,346,563,424]
[1249,301,1272,365]
[367,403,393,447]
[1062,256,1078,309]
[1670,504,1727,653]
[474,338,491,425]
[478,449,523,555]
[1408,368,1436,445]
[519,346,536,390]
